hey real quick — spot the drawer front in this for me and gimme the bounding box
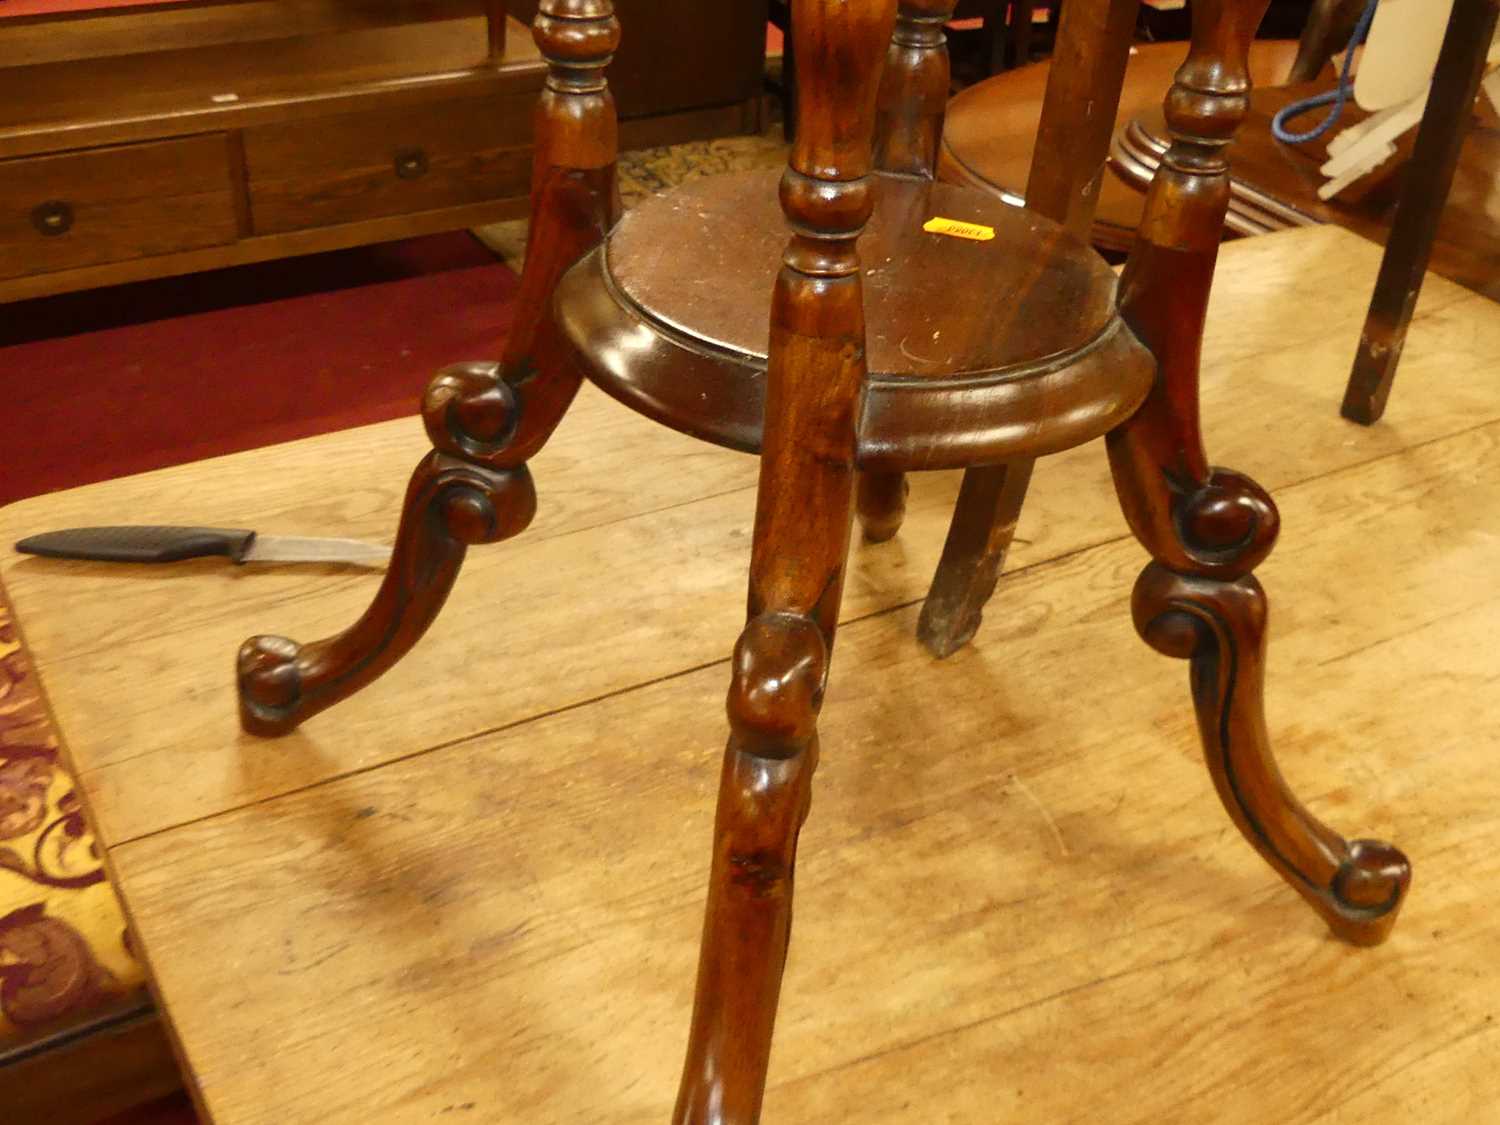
[244,94,534,235]
[0,135,238,281]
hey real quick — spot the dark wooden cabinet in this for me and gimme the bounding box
[0,0,767,302]
[507,0,768,126]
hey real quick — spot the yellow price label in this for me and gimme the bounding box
[922,216,996,242]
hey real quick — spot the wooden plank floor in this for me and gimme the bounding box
[2,225,1498,1122]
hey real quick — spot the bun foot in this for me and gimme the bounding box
[237,635,304,737]
[1325,838,1412,946]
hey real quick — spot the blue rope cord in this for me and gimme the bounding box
[1271,0,1382,145]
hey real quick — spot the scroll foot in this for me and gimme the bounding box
[237,362,542,736]
[1133,563,1410,945]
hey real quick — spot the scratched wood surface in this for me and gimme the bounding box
[1,225,1498,1120]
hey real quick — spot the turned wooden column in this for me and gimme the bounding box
[673,3,898,1122]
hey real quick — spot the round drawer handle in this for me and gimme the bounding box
[31,200,74,237]
[393,148,429,181]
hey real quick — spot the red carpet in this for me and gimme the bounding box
[0,234,520,507]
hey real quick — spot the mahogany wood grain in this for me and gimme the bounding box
[1107,0,1409,943]
[556,170,1151,469]
[0,0,491,66]
[1114,86,1500,300]
[238,0,622,735]
[0,135,237,280]
[674,4,896,1119]
[1342,0,1500,425]
[918,0,1138,658]
[243,93,535,235]
[865,0,956,541]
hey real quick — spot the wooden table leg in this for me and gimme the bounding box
[1341,0,1500,425]
[485,0,507,63]
[919,0,1137,658]
[916,458,1033,657]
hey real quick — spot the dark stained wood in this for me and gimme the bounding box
[557,170,1152,469]
[1287,0,1365,84]
[1343,0,1500,424]
[940,38,1310,251]
[605,171,1118,381]
[243,93,534,234]
[918,0,1137,660]
[0,0,492,65]
[485,0,507,61]
[1113,86,1500,298]
[873,1,957,179]
[505,0,769,124]
[0,135,237,280]
[915,457,1034,655]
[856,470,909,542]
[867,0,953,544]
[1023,0,1141,242]
[1106,0,1410,944]
[0,17,545,158]
[227,0,1414,1114]
[673,3,897,1118]
[0,12,547,300]
[2,1003,183,1125]
[238,0,622,736]
[0,195,530,304]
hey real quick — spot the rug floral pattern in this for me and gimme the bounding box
[0,587,144,1045]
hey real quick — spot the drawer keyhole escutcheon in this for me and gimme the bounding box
[32,200,74,237]
[394,149,429,181]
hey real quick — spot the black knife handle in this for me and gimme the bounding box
[16,527,257,564]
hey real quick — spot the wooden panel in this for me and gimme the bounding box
[0,0,488,66]
[243,93,533,234]
[0,134,235,280]
[1,1004,182,1125]
[0,18,544,158]
[508,0,768,121]
[0,194,529,304]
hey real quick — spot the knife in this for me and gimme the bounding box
[15,526,391,568]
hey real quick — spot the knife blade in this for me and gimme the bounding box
[15,526,391,568]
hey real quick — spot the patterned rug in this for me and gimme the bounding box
[474,122,788,263]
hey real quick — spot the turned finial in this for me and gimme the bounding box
[534,0,620,91]
[1162,0,1271,170]
[779,0,900,276]
[874,1,958,176]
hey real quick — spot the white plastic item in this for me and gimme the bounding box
[1355,0,1456,110]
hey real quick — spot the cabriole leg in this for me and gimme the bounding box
[237,1,623,735]
[1130,562,1410,944]
[1110,0,1409,942]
